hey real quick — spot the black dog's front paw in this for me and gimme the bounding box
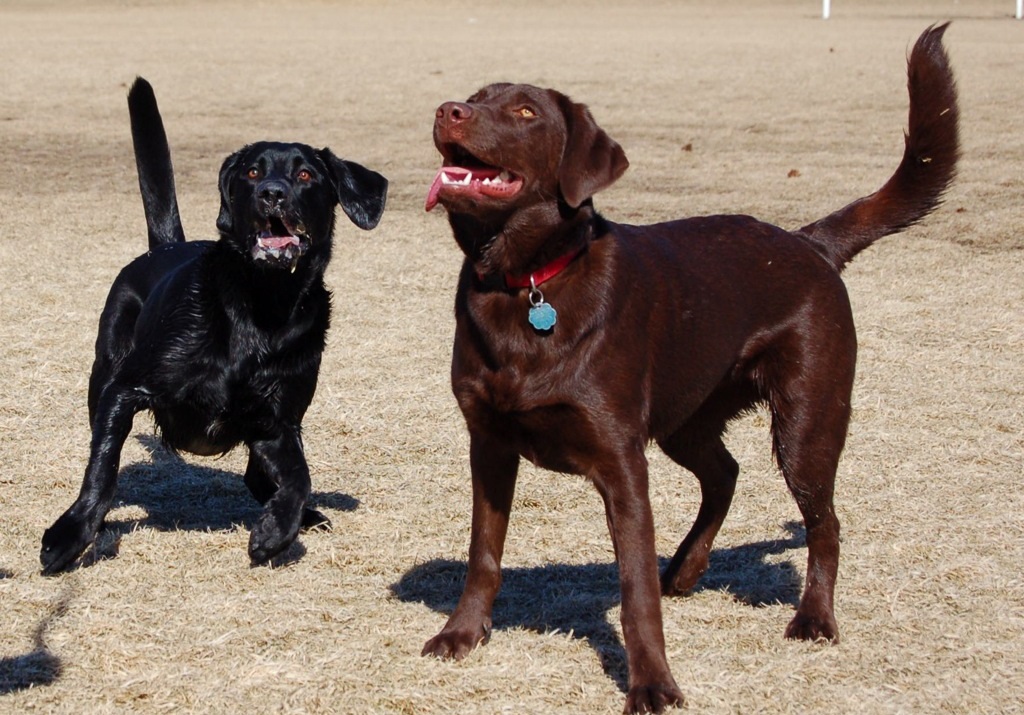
[40,511,97,575]
[248,504,302,565]
[300,507,331,532]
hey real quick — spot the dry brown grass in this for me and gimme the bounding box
[2,1,1022,713]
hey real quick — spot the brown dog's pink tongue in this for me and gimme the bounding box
[426,166,474,211]
[425,168,446,212]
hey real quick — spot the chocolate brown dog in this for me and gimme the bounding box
[422,25,958,713]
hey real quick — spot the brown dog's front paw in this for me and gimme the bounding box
[422,621,492,661]
[624,681,684,714]
[784,610,839,643]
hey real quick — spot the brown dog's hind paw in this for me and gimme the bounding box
[422,622,492,661]
[784,610,839,643]
[624,682,685,714]
[660,556,708,597]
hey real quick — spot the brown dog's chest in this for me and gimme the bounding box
[452,295,618,475]
[456,371,598,474]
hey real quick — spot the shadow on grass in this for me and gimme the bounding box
[391,522,806,694]
[70,434,359,569]
[0,587,71,696]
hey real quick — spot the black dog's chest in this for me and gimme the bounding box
[149,330,319,455]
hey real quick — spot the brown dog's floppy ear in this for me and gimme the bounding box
[555,93,629,209]
[320,149,389,231]
[216,149,244,235]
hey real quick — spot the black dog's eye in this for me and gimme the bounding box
[296,169,312,182]
[247,167,261,180]
[516,106,537,118]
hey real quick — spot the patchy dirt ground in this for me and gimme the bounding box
[1,1,1021,713]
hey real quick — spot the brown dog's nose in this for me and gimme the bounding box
[436,101,473,127]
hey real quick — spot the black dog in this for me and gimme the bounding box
[40,78,388,574]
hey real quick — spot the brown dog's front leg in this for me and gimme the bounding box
[596,452,684,714]
[422,432,519,660]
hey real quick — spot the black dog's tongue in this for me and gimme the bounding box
[257,233,300,250]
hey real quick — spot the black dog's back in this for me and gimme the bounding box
[128,77,185,248]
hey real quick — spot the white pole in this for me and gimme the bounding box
[1017,0,1022,20]
[823,0,831,19]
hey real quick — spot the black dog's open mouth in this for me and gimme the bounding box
[425,144,524,212]
[251,215,310,268]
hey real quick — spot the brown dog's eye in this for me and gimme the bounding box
[297,169,312,182]
[516,106,537,118]
[247,168,260,180]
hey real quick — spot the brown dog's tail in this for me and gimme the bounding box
[797,23,959,272]
[128,77,186,249]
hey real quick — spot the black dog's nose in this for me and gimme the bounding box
[436,101,473,127]
[257,180,288,211]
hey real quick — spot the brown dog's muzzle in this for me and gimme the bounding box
[426,100,524,212]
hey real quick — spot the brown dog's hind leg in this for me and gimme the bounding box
[657,435,739,596]
[766,333,855,643]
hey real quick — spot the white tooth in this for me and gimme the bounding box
[442,171,473,186]
[499,170,511,182]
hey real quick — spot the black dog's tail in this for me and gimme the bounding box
[797,23,960,272]
[128,77,185,248]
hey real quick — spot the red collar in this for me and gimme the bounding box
[503,246,584,289]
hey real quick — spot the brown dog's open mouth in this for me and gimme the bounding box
[425,162,524,212]
[251,215,310,267]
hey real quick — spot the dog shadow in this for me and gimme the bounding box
[79,434,359,568]
[391,522,806,693]
[0,582,70,695]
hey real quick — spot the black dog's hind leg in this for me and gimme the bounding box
[245,431,321,565]
[244,441,330,534]
[41,385,143,574]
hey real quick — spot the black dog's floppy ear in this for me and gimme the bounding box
[216,149,244,234]
[320,149,389,230]
[554,93,629,209]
